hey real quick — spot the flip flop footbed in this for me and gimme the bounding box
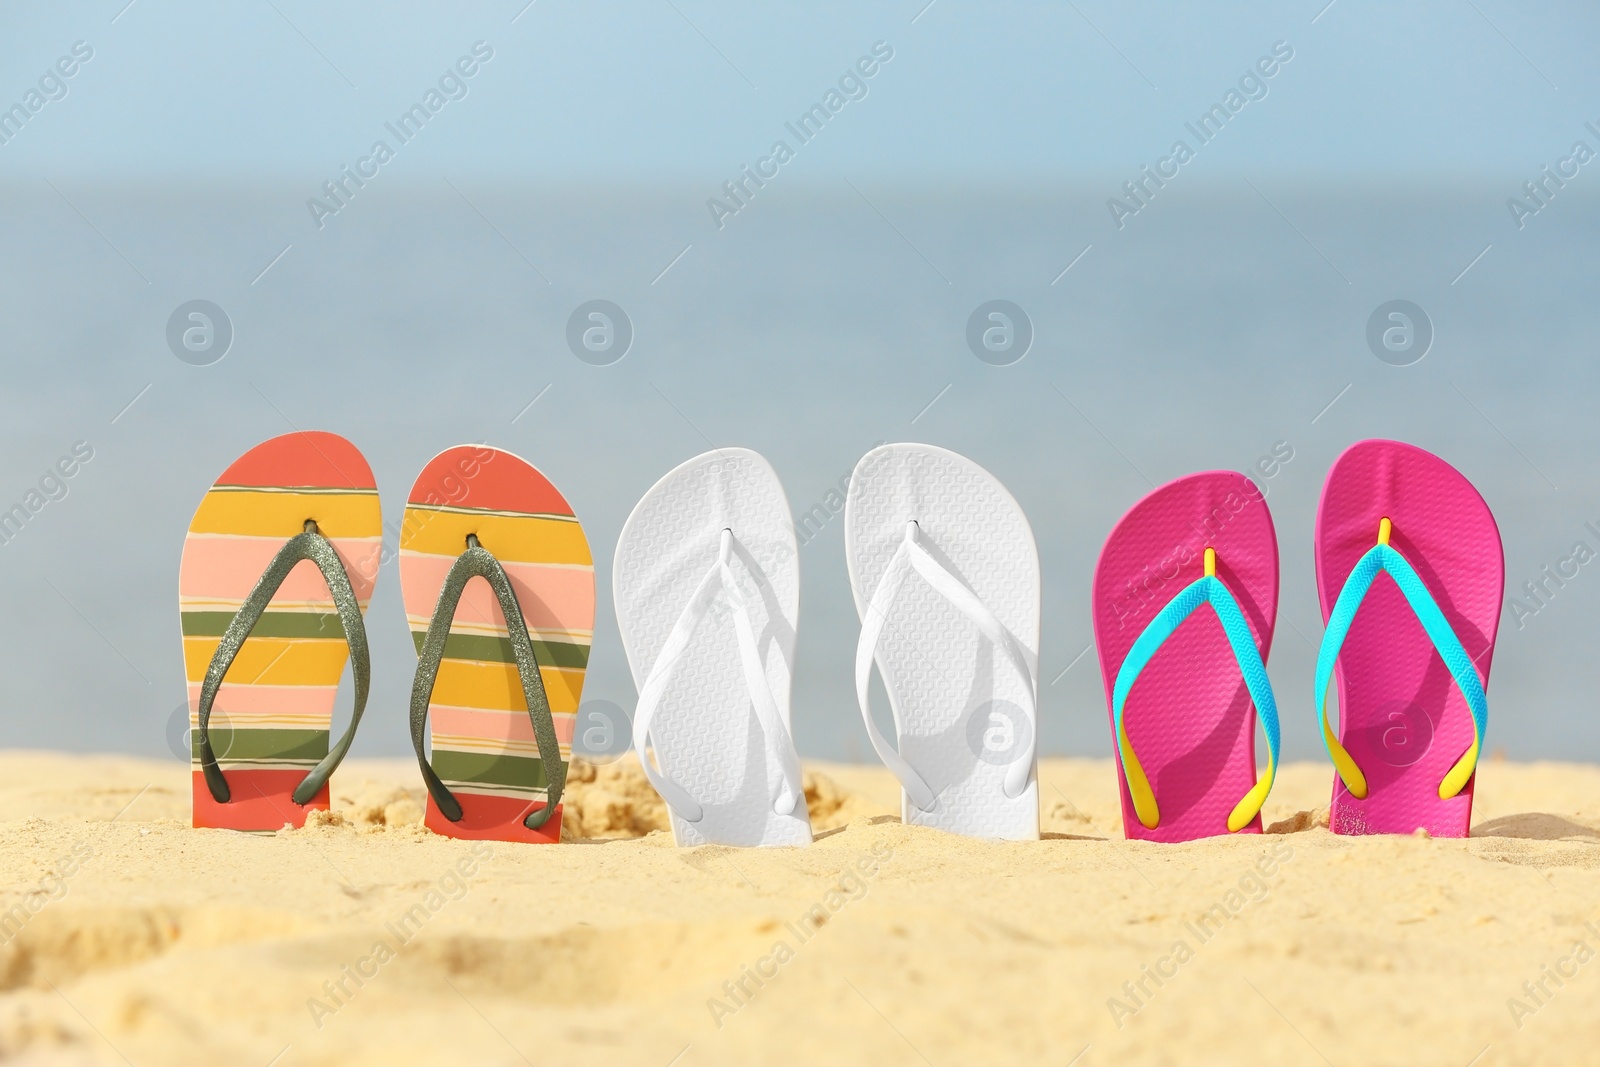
[1092,471,1278,842]
[400,446,594,842]
[614,449,809,847]
[1316,439,1502,837]
[845,443,1040,840]
[180,432,380,830]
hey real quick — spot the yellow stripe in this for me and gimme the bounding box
[189,714,330,727]
[429,708,578,725]
[184,683,337,694]
[401,508,592,566]
[191,490,382,538]
[432,735,574,758]
[431,659,584,714]
[183,636,350,685]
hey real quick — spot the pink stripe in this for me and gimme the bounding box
[432,706,576,745]
[400,556,593,632]
[181,536,380,600]
[185,683,337,715]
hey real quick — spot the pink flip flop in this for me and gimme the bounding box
[1092,472,1281,843]
[1314,439,1503,838]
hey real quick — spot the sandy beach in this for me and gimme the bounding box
[0,751,1596,1066]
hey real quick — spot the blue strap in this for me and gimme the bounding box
[1111,572,1280,832]
[1315,542,1488,801]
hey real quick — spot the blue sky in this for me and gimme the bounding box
[1,1,1595,185]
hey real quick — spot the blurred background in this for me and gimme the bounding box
[1,1,1596,766]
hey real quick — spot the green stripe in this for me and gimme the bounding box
[409,631,589,669]
[431,750,554,790]
[182,611,348,639]
[194,728,329,762]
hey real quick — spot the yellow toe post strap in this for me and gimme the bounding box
[1117,717,1161,831]
[1112,548,1281,833]
[1321,711,1369,800]
[1316,518,1489,801]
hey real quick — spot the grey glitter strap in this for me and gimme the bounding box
[196,519,371,806]
[409,534,566,831]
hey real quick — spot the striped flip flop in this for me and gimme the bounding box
[180,432,381,831]
[401,445,594,843]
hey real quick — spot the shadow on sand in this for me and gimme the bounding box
[1472,813,1600,841]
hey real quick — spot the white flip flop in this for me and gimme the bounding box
[614,448,812,847]
[845,442,1041,840]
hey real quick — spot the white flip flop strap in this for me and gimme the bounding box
[718,556,804,816]
[855,541,938,810]
[632,531,804,823]
[632,562,719,822]
[855,523,1038,810]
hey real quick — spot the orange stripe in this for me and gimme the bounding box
[217,431,376,490]
[407,446,574,515]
